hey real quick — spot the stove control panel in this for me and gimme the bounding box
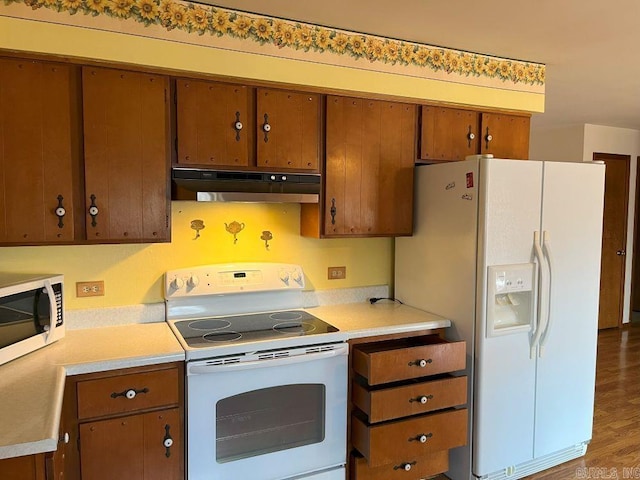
[164,263,305,298]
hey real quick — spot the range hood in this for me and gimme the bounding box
[172,168,321,203]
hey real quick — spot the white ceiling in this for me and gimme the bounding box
[208,0,640,132]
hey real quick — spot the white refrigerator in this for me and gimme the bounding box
[395,156,605,480]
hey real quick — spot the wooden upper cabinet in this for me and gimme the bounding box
[0,58,83,245]
[420,106,479,162]
[319,96,415,237]
[480,112,530,159]
[82,67,171,243]
[256,88,320,171]
[176,79,253,168]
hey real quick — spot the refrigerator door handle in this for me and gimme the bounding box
[531,231,547,358]
[539,231,554,356]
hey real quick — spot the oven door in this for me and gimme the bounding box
[186,343,348,480]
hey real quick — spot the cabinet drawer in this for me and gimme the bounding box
[351,450,448,480]
[352,336,465,385]
[352,375,467,423]
[77,367,179,419]
[351,408,467,467]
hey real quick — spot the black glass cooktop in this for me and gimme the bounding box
[173,310,338,348]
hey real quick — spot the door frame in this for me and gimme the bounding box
[594,152,630,328]
[631,156,640,316]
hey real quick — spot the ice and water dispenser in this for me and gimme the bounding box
[486,263,535,337]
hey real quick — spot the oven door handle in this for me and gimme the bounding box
[188,345,348,375]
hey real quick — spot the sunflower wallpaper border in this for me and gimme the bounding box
[1,0,545,92]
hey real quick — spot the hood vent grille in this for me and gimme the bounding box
[172,167,321,203]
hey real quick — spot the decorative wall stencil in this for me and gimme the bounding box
[224,220,245,244]
[260,230,273,250]
[190,219,205,239]
[1,1,545,94]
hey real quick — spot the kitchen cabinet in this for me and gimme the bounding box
[300,96,415,238]
[82,66,171,243]
[0,454,47,480]
[419,105,530,162]
[0,57,84,245]
[348,333,467,479]
[479,111,530,159]
[63,362,184,480]
[256,88,321,171]
[176,79,254,168]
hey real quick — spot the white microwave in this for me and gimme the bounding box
[0,273,65,367]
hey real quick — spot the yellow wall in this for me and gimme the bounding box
[0,202,392,310]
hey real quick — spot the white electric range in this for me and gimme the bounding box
[165,263,348,480]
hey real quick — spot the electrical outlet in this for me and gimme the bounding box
[76,281,105,297]
[328,266,346,280]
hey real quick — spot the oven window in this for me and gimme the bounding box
[216,384,325,463]
[0,290,42,349]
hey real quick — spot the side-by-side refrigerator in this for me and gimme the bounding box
[395,156,605,480]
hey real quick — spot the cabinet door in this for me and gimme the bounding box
[0,454,46,480]
[82,67,170,243]
[79,408,181,480]
[256,88,320,171]
[480,112,530,159]
[0,58,82,244]
[176,79,253,168]
[420,106,479,162]
[324,96,415,236]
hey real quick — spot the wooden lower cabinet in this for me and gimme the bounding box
[65,362,184,480]
[79,408,181,480]
[348,333,467,480]
[0,454,47,480]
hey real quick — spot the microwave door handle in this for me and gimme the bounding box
[43,280,57,342]
[188,346,348,376]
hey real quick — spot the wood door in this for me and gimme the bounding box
[596,153,630,329]
[142,409,182,480]
[80,415,145,480]
[420,106,479,162]
[479,112,530,159]
[0,454,46,480]
[256,88,320,171]
[176,79,253,168]
[83,67,170,243]
[0,58,83,244]
[324,96,415,237]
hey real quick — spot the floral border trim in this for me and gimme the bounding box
[7,0,545,86]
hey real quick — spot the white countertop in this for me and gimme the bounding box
[0,301,449,460]
[0,323,184,460]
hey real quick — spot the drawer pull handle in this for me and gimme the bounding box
[408,358,432,368]
[410,394,434,404]
[394,461,417,471]
[111,387,149,400]
[409,433,433,443]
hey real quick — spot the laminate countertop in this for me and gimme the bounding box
[0,301,450,460]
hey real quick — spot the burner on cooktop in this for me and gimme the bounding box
[204,331,242,342]
[273,322,316,334]
[189,319,231,331]
[269,311,303,321]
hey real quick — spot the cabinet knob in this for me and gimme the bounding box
[55,194,66,228]
[262,113,271,142]
[408,358,432,367]
[234,111,243,141]
[88,194,99,227]
[409,394,433,404]
[163,424,174,458]
[484,127,493,149]
[394,461,417,472]
[110,387,149,399]
[467,125,476,148]
[409,432,433,443]
[330,198,337,225]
